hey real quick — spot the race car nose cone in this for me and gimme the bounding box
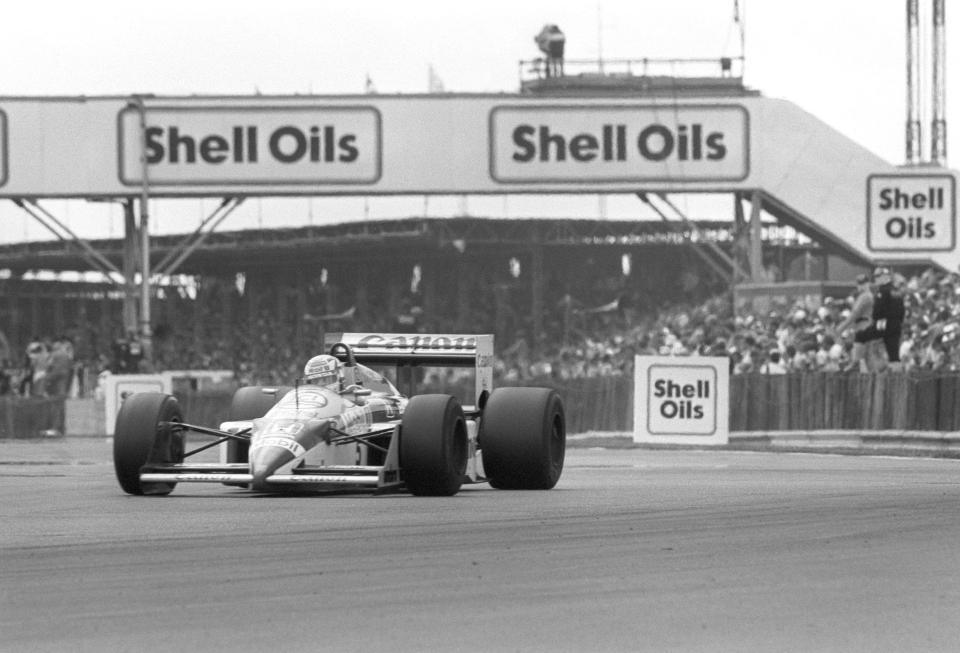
[247,420,333,491]
[249,446,294,491]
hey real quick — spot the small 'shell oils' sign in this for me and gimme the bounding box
[867,174,956,252]
[647,364,717,436]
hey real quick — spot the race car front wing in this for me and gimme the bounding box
[139,464,386,487]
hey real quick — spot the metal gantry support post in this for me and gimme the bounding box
[748,191,764,281]
[12,198,125,283]
[134,95,154,364]
[150,197,244,280]
[530,226,545,358]
[732,192,750,283]
[122,199,138,337]
[636,192,749,282]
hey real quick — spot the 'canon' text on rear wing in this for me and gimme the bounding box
[325,333,494,404]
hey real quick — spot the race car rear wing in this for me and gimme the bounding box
[324,332,494,404]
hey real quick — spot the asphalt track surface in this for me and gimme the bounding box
[3,439,960,653]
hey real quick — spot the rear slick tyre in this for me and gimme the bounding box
[480,387,565,490]
[113,392,185,496]
[400,394,468,496]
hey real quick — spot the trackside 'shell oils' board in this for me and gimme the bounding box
[633,356,729,446]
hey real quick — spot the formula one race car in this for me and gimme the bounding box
[113,333,565,496]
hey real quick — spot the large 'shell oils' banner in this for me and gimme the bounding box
[488,104,749,184]
[117,105,382,187]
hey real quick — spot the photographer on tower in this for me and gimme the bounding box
[535,24,565,78]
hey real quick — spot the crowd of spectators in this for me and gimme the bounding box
[501,266,960,381]
[0,335,80,398]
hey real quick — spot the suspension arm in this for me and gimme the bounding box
[163,421,251,441]
[327,426,395,453]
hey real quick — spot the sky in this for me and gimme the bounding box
[0,0,954,244]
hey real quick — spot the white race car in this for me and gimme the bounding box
[113,333,565,496]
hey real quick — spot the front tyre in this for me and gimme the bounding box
[113,392,185,496]
[480,387,565,490]
[400,394,468,496]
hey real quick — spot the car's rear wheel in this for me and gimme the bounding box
[400,394,468,496]
[113,392,185,496]
[224,386,292,463]
[480,387,566,490]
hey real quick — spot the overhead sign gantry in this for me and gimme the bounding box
[0,93,952,263]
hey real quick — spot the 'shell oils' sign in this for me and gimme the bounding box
[118,105,381,187]
[867,174,956,252]
[647,364,718,435]
[633,356,729,445]
[489,104,748,184]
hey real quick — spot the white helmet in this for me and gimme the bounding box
[303,354,341,388]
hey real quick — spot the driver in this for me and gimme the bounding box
[302,354,342,391]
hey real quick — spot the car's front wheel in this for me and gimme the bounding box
[113,392,185,496]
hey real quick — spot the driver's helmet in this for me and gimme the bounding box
[303,354,342,389]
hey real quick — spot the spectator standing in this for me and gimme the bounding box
[0,329,10,366]
[868,267,907,372]
[19,349,34,396]
[833,274,876,372]
[25,339,51,397]
[110,334,128,374]
[815,335,842,372]
[112,330,145,374]
[759,349,787,374]
[0,360,11,395]
[45,337,74,398]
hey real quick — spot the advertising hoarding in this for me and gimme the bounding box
[633,355,729,446]
[489,104,749,183]
[867,174,956,252]
[117,105,381,186]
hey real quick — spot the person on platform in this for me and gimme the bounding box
[534,24,566,77]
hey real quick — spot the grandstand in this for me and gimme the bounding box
[0,212,854,381]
